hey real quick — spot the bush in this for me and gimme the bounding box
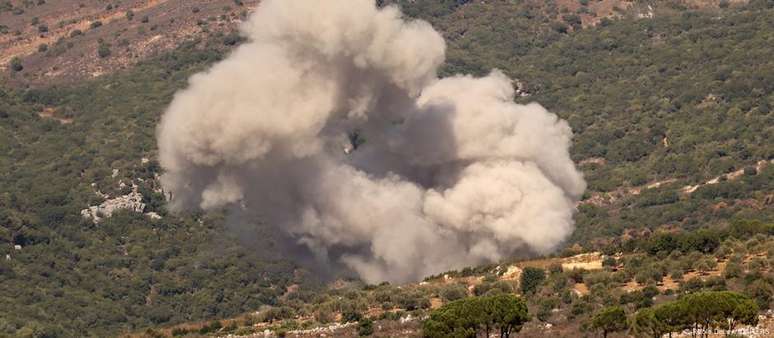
[342,310,362,323]
[357,318,374,337]
[223,32,242,46]
[171,327,189,336]
[440,284,467,302]
[474,280,513,296]
[724,261,743,279]
[97,43,111,58]
[520,267,545,295]
[9,57,23,72]
[195,321,224,334]
[745,280,773,310]
[743,166,757,176]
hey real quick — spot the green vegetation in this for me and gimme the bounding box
[8,57,23,72]
[519,267,545,295]
[97,42,112,58]
[0,40,300,336]
[357,318,374,336]
[423,294,528,338]
[127,220,773,336]
[1,1,773,336]
[591,306,627,338]
[397,0,774,245]
[636,291,759,337]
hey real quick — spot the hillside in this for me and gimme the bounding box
[401,0,774,248]
[0,0,257,85]
[1,42,305,336]
[1,0,773,337]
[137,220,774,337]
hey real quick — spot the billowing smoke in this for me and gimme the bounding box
[157,0,586,283]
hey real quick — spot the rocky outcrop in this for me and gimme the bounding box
[81,191,145,223]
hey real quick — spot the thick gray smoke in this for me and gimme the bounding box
[158,0,586,283]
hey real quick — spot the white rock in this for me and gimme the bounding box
[81,191,146,223]
[400,314,414,324]
[13,245,21,250]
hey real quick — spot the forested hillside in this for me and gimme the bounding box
[0,41,301,336]
[146,219,774,337]
[398,0,774,245]
[1,0,773,336]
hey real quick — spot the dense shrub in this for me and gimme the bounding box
[520,267,545,295]
[8,57,22,72]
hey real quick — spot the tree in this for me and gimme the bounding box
[603,256,617,268]
[633,308,667,338]
[723,261,743,279]
[423,298,477,338]
[651,291,759,337]
[694,258,717,275]
[423,294,528,338]
[591,306,628,338]
[745,280,773,310]
[681,291,751,335]
[484,294,530,337]
[520,267,545,295]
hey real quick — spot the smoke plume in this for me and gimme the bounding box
[158,0,586,283]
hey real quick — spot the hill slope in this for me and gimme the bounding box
[401,0,774,246]
[0,0,773,336]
